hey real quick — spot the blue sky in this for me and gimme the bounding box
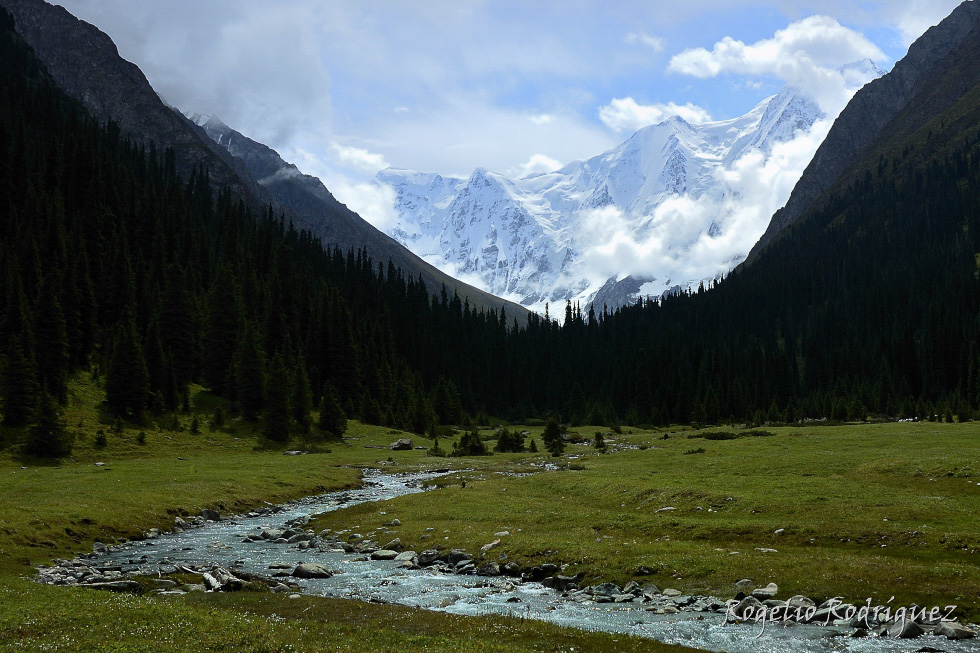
[57,0,962,225]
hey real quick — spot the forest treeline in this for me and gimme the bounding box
[4,5,980,454]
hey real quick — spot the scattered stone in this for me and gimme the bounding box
[382,538,402,551]
[733,596,763,619]
[292,563,333,579]
[751,582,778,600]
[476,562,501,576]
[734,579,754,591]
[642,584,661,599]
[389,439,414,451]
[935,621,976,640]
[418,550,441,566]
[887,619,924,638]
[370,550,399,561]
[391,519,401,527]
[81,580,144,594]
[480,540,501,555]
[786,595,815,610]
[200,508,221,522]
[494,531,510,537]
[662,588,682,598]
[394,551,417,563]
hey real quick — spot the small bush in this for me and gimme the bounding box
[684,447,707,455]
[136,431,147,445]
[94,430,107,448]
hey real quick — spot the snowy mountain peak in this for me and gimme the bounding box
[378,64,883,313]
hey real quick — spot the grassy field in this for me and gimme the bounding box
[0,376,690,652]
[311,421,980,622]
[2,374,979,650]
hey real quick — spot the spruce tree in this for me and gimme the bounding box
[542,419,564,457]
[234,322,266,421]
[105,315,150,420]
[25,390,72,458]
[1,333,38,426]
[262,354,290,442]
[291,355,313,433]
[317,382,347,438]
[33,275,69,404]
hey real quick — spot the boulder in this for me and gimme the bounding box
[292,563,333,579]
[81,580,144,594]
[733,596,763,620]
[642,584,661,599]
[382,538,402,551]
[200,508,221,521]
[662,588,682,597]
[445,549,471,565]
[370,550,399,561]
[502,561,522,577]
[591,582,621,597]
[751,582,778,600]
[389,439,414,451]
[418,549,441,566]
[935,621,976,640]
[476,562,501,576]
[394,551,417,563]
[786,595,815,610]
[887,619,924,638]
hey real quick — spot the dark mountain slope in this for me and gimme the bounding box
[191,116,529,323]
[0,0,528,323]
[747,0,980,261]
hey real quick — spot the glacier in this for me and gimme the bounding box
[378,61,885,314]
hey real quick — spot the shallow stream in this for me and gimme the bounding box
[90,470,979,653]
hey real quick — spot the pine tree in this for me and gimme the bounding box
[33,275,69,404]
[24,390,72,458]
[262,354,290,442]
[542,419,564,457]
[316,382,347,438]
[105,315,150,420]
[291,355,313,433]
[1,333,38,426]
[234,322,266,421]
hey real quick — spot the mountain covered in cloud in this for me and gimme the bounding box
[378,60,884,312]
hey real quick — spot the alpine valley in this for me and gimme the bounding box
[379,61,883,312]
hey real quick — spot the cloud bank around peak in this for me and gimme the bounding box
[599,98,713,132]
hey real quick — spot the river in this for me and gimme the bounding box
[84,469,979,653]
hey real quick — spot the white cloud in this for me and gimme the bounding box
[330,143,390,174]
[576,118,836,286]
[599,97,712,132]
[625,31,665,53]
[528,113,555,125]
[507,154,562,179]
[328,179,399,232]
[668,15,884,79]
[891,0,963,46]
[668,16,885,115]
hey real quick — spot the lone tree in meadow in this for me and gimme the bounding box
[542,419,564,457]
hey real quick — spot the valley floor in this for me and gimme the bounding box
[1,377,977,651]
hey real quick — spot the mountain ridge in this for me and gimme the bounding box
[746,0,980,262]
[0,0,529,323]
[380,62,882,312]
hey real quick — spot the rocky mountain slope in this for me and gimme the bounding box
[746,0,980,262]
[0,0,528,323]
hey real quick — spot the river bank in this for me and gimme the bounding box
[33,470,979,653]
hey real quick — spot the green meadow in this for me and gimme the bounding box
[1,376,978,651]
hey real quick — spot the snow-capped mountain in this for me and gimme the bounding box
[379,61,885,313]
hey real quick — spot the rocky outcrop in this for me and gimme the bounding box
[748,1,980,261]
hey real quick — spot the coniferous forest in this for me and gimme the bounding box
[4,4,980,456]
